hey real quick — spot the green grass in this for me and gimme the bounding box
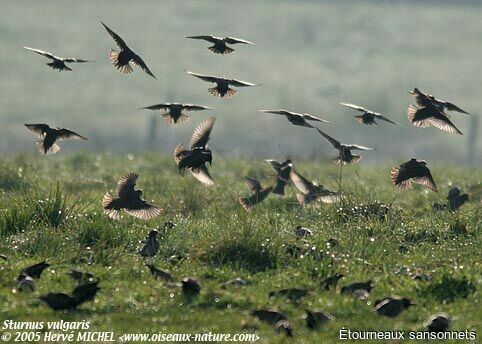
[0,152,480,343]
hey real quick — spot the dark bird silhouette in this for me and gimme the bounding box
[295,225,313,238]
[447,186,469,210]
[290,169,341,205]
[40,293,78,311]
[186,71,257,97]
[251,309,287,324]
[139,230,160,257]
[174,117,215,186]
[341,280,374,295]
[409,88,469,114]
[40,281,100,311]
[239,177,273,212]
[17,261,50,282]
[24,124,87,155]
[67,270,94,284]
[101,21,156,79]
[24,47,93,71]
[269,288,310,300]
[275,320,293,337]
[391,158,437,192]
[265,159,292,195]
[0,254,7,260]
[71,281,100,304]
[185,35,254,54]
[145,264,174,282]
[375,296,413,317]
[259,109,329,128]
[103,173,162,220]
[427,313,451,332]
[221,277,248,288]
[320,273,344,291]
[141,103,212,124]
[316,128,373,165]
[181,277,201,296]
[306,310,332,330]
[340,103,399,126]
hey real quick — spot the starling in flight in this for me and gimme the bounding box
[141,103,212,124]
[259,109,329,128]
[185,35,254,54]
[24,47,93,71]
[340,103,399,126]
[24,124,87,155]
[238,177,273,211]
[390,158,438,192]
[316,128,373,165]
[186,71,257,97]
[265,159,292,196]
[290,169,340,205]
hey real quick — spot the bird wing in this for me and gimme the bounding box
[290,169,313,195]
[182,104,212,111]
[340,102,368,113]
[24,47,57,60]
[116,173,138,198]
[56,129,88,141]
[245,177,262,193]
[224,37,254,45]
[346,144,374,151]
[374,113,399,125]
[141,103,171,111]
[444,102,469,114]
[228,78,257,87]
[61,58,92,63]
[429,113,463,135]
[131,54,156,79]
[186,71,220,84]
[190,165,215,186]
[407,105,433,128]
[125,202,162,220]
[101,22,128,49]
[302,113,330,123]
[315,128,341,149]
[265,159,282,172]
[259,109,293,117]
[24,124,50,137]
[185,35,219,43]
[190,117,215,149]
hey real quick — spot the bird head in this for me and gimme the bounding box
[402,298,414,308]
[149,230,158,238]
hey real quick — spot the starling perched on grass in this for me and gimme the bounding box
[145,264,174,282]
[391,158,437,192]
[251,309,287,324]
[17,276,36,292]
[174,117,216,186]
[40,281,100,311]
[269,288,310,300]
[427,313,451,332]
[186,71,257,97]
[341,280,373,295]
[239,177,273,211]
[17,260,50,281]
[290,169,340,205]
[139,230,160,257]
[101,21,156,79]
[67,270,94,284]
[340,103,399,126]
[275,320,293,337]
[259,109,329,128]
[305,309,332,329]
[185,35,254,54]
[316,128,373,165]
[320,273,344,291]
[375,296,413,317]
[181,277,201,296]
[24,124,87,155]
[141,103,212,124]
[103,173,162,220]
[265,159,292,195]
[407,89,463,134]
[295,225,313,238]
[447,186,469,210]
[24,47,93,71]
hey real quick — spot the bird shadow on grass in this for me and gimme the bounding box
[418,275,476,303]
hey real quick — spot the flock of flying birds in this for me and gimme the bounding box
[11,21,473,333]
[21,21,472,218]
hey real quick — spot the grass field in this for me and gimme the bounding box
[0,152,480,343]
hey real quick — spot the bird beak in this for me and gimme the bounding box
[408,90,414,94]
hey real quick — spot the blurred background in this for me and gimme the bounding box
[1,0,480,165]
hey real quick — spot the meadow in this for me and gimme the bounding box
[0,152,480,343]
